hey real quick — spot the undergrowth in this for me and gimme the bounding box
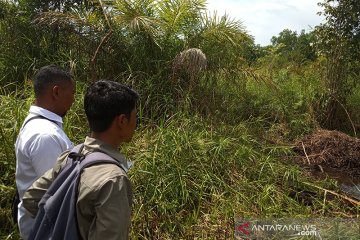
[0,77,359,239]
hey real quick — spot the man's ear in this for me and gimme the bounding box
[52,85,60,100]
[116,114,128,127]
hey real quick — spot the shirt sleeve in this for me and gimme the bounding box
[90,176,132,240]
[22,168,54,217]
[23,151,70,217]
[28,133,63,176]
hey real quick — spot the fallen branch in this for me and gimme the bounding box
[301,142,311,165]
[303,182,360,206]
[91,29,113,64]
[90,29,113,81]
[90,0,113,81]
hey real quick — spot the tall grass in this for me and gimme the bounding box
[0,84,33,238]
[1,75,359,239]
[125,112,359,239]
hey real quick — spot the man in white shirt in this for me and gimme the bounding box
[15,65,75,239]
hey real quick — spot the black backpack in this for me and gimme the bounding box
[28,144,123,240]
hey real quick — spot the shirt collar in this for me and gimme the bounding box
[83,136,131,172]
[29,106,63,124]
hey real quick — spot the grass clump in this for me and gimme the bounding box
[0,85,33,239]
[123,113,333,239]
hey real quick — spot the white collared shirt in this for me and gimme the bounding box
[15,106,73,239]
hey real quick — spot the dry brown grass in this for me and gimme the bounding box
[172,48,207,91]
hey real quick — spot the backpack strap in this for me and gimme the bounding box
[22,115,58,129]
[12,115,59,225]
[68,144,86,162]
[28,144,126,240]
[68,144,126,172]
[80,152,126,172]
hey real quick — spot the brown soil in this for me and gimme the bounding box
[293,129,360,183]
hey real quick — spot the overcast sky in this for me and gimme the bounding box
[206,0,325,46]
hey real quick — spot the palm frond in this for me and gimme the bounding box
[33,12,84,27]
[32,10,105,33]
[200,11,249,47]
[113,0,159,36]
[157,0,206,33]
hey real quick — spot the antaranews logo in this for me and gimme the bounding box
[236,222,251,235]
[235,221,254,239]
[235,218,360,239]
[235,220,318,239]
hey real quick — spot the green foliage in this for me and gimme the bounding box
[0,84,33,239]
[245,65,327,139]
[271,29,298,51]
[125,113,329,238]
[347,83,360,130]
[315,0,360,129]
[317,0,360,59]
[18,0,93,13]
[262,29,316,69]
[1,0,360,239]
[0,0,256,132]
[194,12,251,71]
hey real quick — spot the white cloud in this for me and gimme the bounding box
[206,0,325,45]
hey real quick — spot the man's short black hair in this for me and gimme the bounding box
[84,80,139,132]
[33,65,73,98]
